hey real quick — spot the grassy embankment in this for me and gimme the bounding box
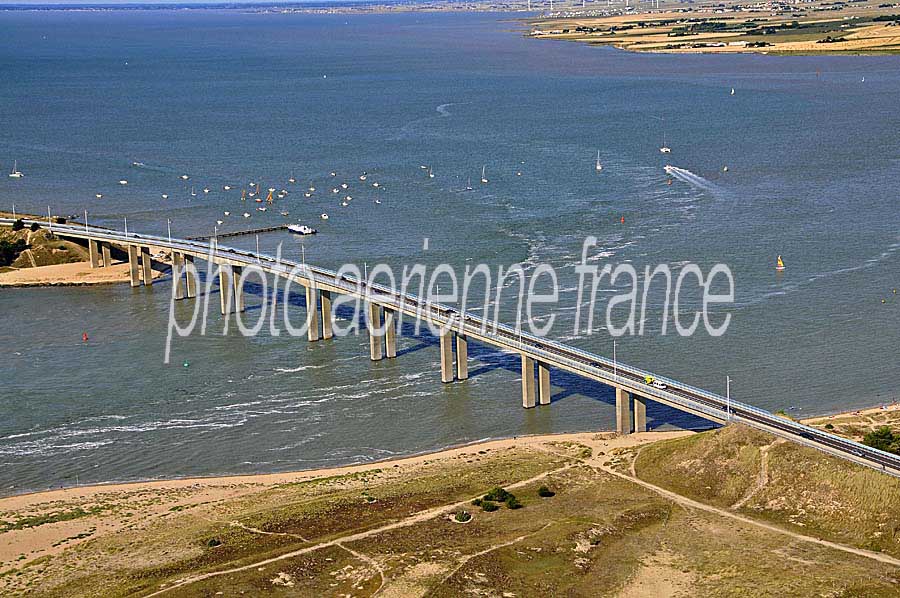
[3,430,900,597]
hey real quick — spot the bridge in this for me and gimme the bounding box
[4,216,899,478]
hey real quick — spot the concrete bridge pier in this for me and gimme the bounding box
[521,355,536,408]
[88,238,100,268]
[185,256,198,298]
[368,303,383,360]
[320,290,333,340]
[140,247,153,286]
[538,362,551,406]
[101,242,112,268]
[440,330,454,383]
[127,246,140,287]
[616,387,633,435]
[633,395,647,432]
[306,287,321,342]
[172,252,186,300]
[232,266,245,313]
[455,334,468,380]
[219,266,233,315]
[384,309,397,358]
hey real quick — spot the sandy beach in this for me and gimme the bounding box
[0,260,162,287]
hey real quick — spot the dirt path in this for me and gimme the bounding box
[590,443,900,569]
[730,439,780,510]
[143,462,578,597]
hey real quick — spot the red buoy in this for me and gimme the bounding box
[82,332,89,342]
[620,216,625,224]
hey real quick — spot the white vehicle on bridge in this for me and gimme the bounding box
[644,375,667,390]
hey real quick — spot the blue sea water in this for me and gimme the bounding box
[0,10,898,493]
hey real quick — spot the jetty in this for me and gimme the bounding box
[188,225,288,241]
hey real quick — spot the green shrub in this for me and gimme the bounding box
[55,217,66,225]
[0,239,28,267]
[206,538,222,547]
[471,498,482,507]
[538,485,555,498]
[454,510,472,523]
[863,426,900,455]
[506,497,523,509]
[11,219,24,231]
[29,222,40,232]
[483,487,512,502]
[824,423,834,430]
[481,501,500,512]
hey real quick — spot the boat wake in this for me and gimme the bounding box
[664,165,723,194]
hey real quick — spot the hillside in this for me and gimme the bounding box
[2,430,899,597]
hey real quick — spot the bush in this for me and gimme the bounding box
[0,239,29,267]
[506,497,523,509]
[471,498,482,507]
[538,485,555,498]
[206,538,222,547]
[483,487,512,502]
[11,219,24,231]
[863,426,900,455]
[454,510,472,523]
[481,501,500,512]
[824,423,834,430]
[29,222,40,232]
[55,217,67,225]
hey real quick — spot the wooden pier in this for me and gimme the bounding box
[188,225,288,241]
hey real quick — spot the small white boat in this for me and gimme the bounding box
[320,213,329,220]
[288,224,317,235]
[190,186,197,197]
[95,193,103,199]
[516,171,522,176]
[330,171,336,177]
[203,187,210,194]
[161,194,169,199]
[288,173,296,184]
[181,174,189,180]
[243,212,251,218]
[723,166,729,172]
[132,161,144,167]
[277,193,286,199]
[216,219,223,225]
[268,187,275,193]
[280,210,290,216]
[374,199,382,205]
[9,160,24,178]
[341,201,349,207]
[308,186,316,192]
[332,188,340,193]
[776,255,785,272]
[372,182,380,188]
[359,173,367,181]
[465,177,473,191]
[428,167,434,179]
[223,185,232,191]
[119,179,128,185]
[420,165,428,170]
[480,165,488,184]
[224,211,230,216]
[304,192,312,198]
[341,183,348,189]
[659,146,671,154]
[257,206,267,212]
[595,150,603,172]
[345,195,352,201]
[730,87,735,95]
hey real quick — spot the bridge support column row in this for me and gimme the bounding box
[172,252,186,300]
[101,242,112,268]
[616,389,648,434]
[219,266,232,315]
[128,246,140,287]
[368,303,383,360]
[521,357,551,408]
[321,290,333,340]
[384,309,397,358]
[233,266,244,313]
[455,334,468,380]
[140,247,153,286]
[440,330,454,383]
[306,286,320,342]
[185,256,197,298]
[88,238,100,269]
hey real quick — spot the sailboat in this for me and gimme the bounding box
[288,172,296,184]
[465,177,473,191]
[595,150,603,172]
[8,160,23,178]
[776,255,785,272]
[730,87,735,95]
[266,189,274,203]
[428,167,434,179]
[241,189,247,201]
[480,165,488,184]
[190,186,197,197]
